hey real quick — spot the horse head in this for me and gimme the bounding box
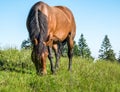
[32,38,48,75]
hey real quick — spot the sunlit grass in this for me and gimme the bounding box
[0,48,120,92]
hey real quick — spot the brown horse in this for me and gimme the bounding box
[26,1,76,75]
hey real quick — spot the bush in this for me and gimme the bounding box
[0,48,33,73]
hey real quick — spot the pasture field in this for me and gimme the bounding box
[0,48,120,92]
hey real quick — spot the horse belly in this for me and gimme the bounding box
[53,29,69,42]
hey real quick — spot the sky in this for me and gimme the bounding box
[0,0,120,58]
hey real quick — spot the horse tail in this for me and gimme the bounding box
[27,3,48,45]
[27,6,39,44]
[27,2,48,54]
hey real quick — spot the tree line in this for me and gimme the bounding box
[21,34,120,62]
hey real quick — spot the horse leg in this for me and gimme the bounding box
[48,47,55,74]
[58,42,64,57]
[67,35,74,71]
[53,44,61,70]
[41,51,48,75]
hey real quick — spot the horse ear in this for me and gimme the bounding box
[34,38,38,45]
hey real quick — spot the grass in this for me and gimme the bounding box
[0,48,120,92]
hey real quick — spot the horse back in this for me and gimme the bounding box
[47,6,76,41]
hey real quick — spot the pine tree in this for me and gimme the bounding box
[59,41,79,56]
[117,51,120,63]
[78,34,92,58]
[21,38,32,49]
[73,41,79,56]
[98,35,116,61]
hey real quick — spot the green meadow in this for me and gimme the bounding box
[0,48,120,92]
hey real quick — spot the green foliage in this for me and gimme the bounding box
[0,48,33,73]
[78,34,92,58]
[73,41,79,56]
[0,48,120,92]
[21,38,32,49]
[99,35,116,61]
[117,51,120,63]
[62,43,68,57]
[60,41,80,56]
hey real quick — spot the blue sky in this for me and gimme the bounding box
[0,0,120,58]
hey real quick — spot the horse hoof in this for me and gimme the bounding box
[52,71,56,75]
[36,71,47,76]
[41,71,47,75]
[51,69,55,74]
[68,68,72,72]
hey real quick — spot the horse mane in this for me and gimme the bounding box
[27,1,48,54]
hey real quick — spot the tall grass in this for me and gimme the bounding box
[0,48,120,92]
